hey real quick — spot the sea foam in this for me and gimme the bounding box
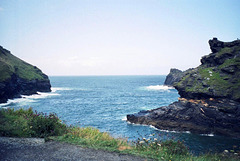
[145,85,174,91]
[0,91,60,108]
[51,87,72,92]
[200,133,214,137]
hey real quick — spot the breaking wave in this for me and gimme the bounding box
[144,85,174,91]
[51,87,72,92]
[0,91,60,108]
[51,87,88,92]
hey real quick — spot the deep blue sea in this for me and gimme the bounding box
[1,76,240,154]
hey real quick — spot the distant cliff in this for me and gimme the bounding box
[164,68,184,86]
[0,46,51,103]
[127,38,240,137]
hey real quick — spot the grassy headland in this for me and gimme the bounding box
[0,46,46,82]
[0,108,239,161]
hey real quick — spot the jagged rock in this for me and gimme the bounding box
[209,37,240,53]
[164,68,184,86]
[0,46,51,103]
[209,38,224,53]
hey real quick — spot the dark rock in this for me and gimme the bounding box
[127,98,240,138]
[164,68,184,86]
[209,37,224,53]
[221,65,238,74]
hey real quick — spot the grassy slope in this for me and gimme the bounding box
[0,108,239,161]
[0,47,46,82]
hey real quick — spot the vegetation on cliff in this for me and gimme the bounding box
[0,46,47,82]
[174,38,240,102]
[0,46,51,103]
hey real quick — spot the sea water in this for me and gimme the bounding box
[1,75,239,154]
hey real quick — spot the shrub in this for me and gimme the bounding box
[0,108,67,138]
[161,140,188,155]
[29,111,67,138]
[134,134,188,155]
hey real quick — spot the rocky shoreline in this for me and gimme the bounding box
[127,38,240,137]
[127,98,240,137]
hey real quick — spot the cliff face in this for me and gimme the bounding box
[127,38,240,137]
[0,46,51,103]
[174,38,240,102]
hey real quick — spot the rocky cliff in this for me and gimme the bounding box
[164,68,184,86]
[174,38,240,102]
[127,38,240,137]
[0,46,51,103]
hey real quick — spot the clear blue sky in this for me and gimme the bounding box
[0,0,239,75]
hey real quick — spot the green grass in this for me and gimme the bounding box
[0,108,239,161]
[178,67,230,96]
[198,67,229,88]
[0,49,46,81]
[0,61,14,81]
[219,57,240,69]
[216,45,240,58]
[216,47,233,58]
[0,108,67,138]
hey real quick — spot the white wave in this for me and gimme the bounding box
[128,122,214,136]
[140,106,152,110]
[150,125,193,134]
[127,122,192,134]
[200,133,214,137]
[51,87,88,92]
[51,87,72,92]
[22,92,60,100]
[149,125,179,133]
[145,85,174,91]
[121,116,127,121]
[0,97,36,108]
[0,91,60,108]
[127,121,147,126]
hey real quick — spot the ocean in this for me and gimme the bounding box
[1,75,239,154]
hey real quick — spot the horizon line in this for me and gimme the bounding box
[48,74,168,77]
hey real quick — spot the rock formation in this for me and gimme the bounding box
[175,38,240,102]
[127,38,240,137]
[164,68,184,86]
[0,46,51,103]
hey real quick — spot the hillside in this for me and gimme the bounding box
[0,46,51,103]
